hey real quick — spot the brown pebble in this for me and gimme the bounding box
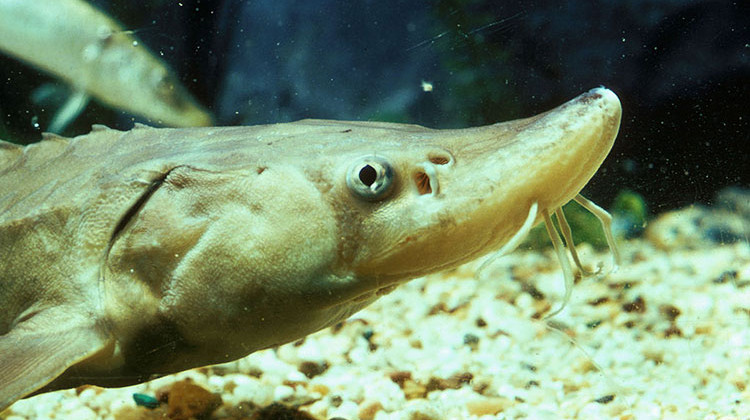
[427,302,449,315]
[588,296,610,306]
[520,281,545,300]
[223,381,238,394]
[427,301,468,315]
[713,270,738,284]
[463,333,480,350]
[282,380,308,390]
[245,366,264,378]
[466,397,512,416]
[659,304,681,321]
[329,395,343,407]
[250,402,317,420]
[489,329,510,338]
[733,380,746,392]
[160,379,222,420]
[608,281,637,290]
[663,324,683,338]
[450,372,474,386]
[524,380,540,389]
[594,394,615,404]
[622,295,646,313]
[425,372,473,392]
[389,371,413,388]
[358,400,384,420]
[299,360,328,378]
[472,381,490,394]
[74,384,101,396]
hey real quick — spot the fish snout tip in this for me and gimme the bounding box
[582,87,622,116]
[578,86,619,103]
[567,87,622,134]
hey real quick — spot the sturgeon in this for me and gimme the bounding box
[0,0,212,130]
[0,87,621,411]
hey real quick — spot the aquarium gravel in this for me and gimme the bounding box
[2,203,748,420]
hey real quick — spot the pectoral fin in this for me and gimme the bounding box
[47,90,90,133]
[0,308,111,412]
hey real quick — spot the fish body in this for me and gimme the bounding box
[0,0,212,127]
[0,88,621,411]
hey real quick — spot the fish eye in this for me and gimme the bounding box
[346,156,395,201]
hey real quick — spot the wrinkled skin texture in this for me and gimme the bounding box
[0,88,621,411]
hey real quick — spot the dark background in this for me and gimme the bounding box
[0,0,747,213]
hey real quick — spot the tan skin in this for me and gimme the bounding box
[0,88,620,411]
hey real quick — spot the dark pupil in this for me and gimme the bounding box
[359,165,378,187]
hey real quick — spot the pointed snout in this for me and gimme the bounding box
[450,87,622,212]
[435,87,621,264]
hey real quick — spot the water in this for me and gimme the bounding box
[0,1,747,419]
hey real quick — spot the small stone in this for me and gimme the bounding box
[389,371,413,388]
[594,394,615,404]
[466,397,512,416]
[658,304,681,321]
[299,360,328,378]
[67,406,98,420]
[663,324,683,338]
[329,395,344,407]
[713,270,738,284]
[158,379,222,420]
[252,402,317,420]
[588,296,610,306]
[463,333,480,350]
[622,295,646,313]
[358,400,384,420]
[74,384,102,396]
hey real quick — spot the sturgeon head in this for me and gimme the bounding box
[0,87,620,410]
[340,87,622,282]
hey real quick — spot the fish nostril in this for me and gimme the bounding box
[414,171,432,195]
[428,154,451,165]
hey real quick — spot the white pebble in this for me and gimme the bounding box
[233,378,274,406]
[66,406,98,420]
[327,400,359,419]
[273,384,294,401]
